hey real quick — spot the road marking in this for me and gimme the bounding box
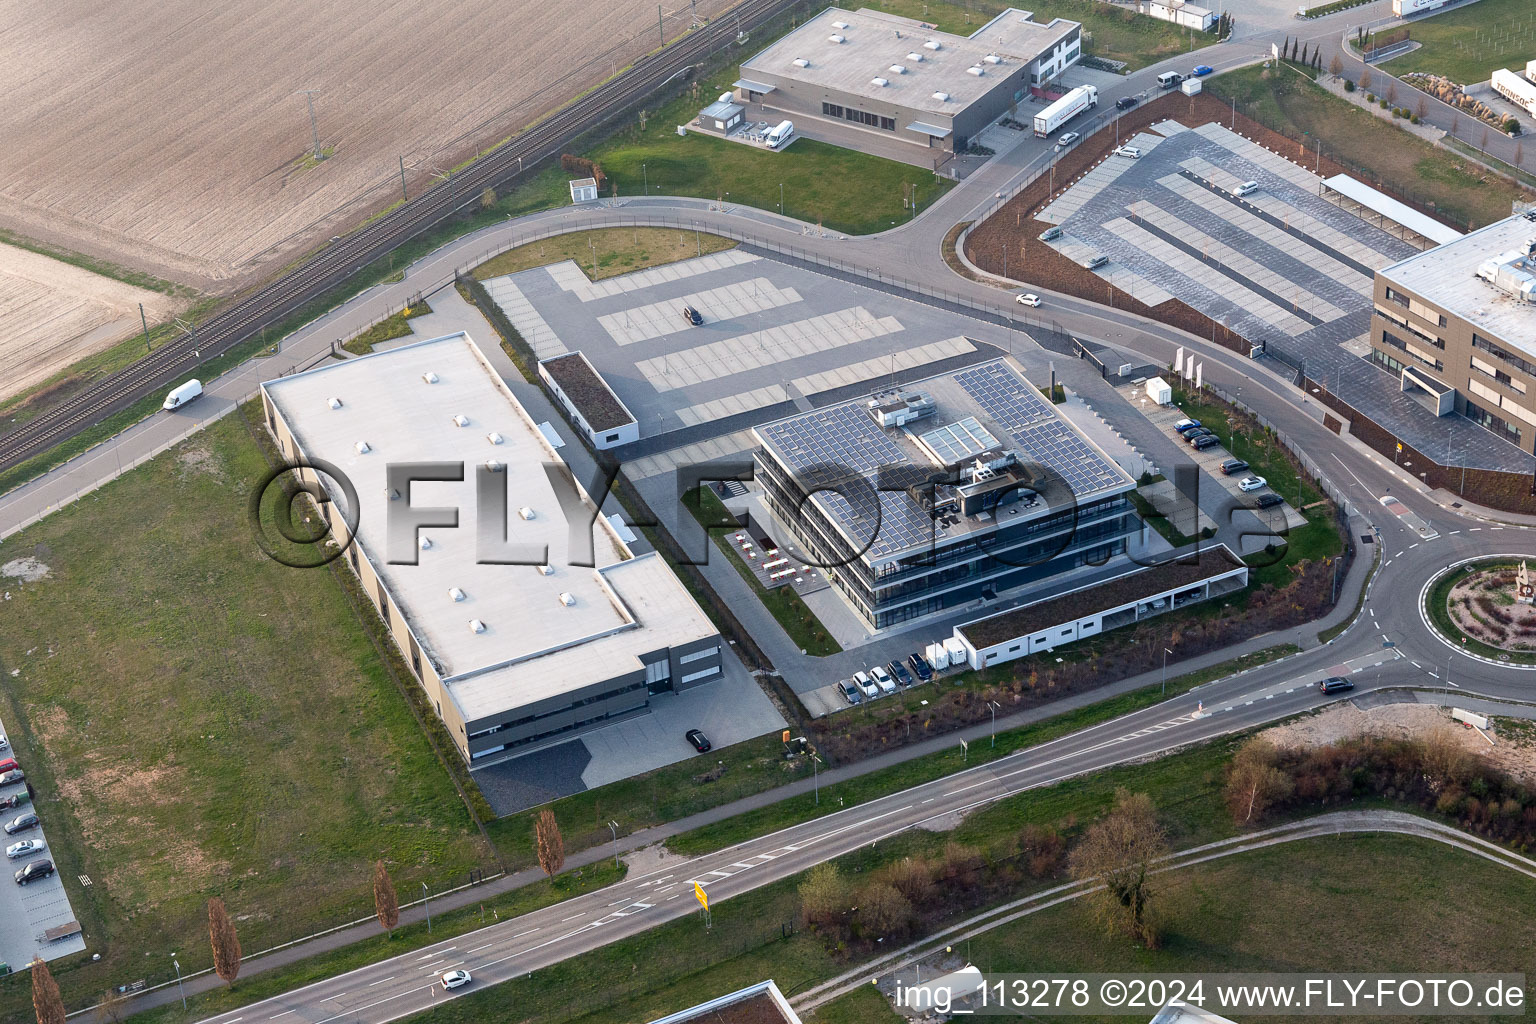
[1264,694,1274,699]
[1385,559,1393,568]
[367,977,396,986]
[1395,550,1404,558]
[1411,662,1421,668]
[270,1014,296,1021]
[561,912,585,922]
[510,927,539,940]
[466,942,494,953]
[1409,543,1419,549]
[667,893,680,900]
[1470,527,1481,531]
[1244,701,1253,706]
[1450,530,1460,535]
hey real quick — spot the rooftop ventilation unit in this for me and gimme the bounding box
[386,487,401,500]
[518,506,536,520]
[538,564,555,576]
[967,65,985,76]
[718,91,732,103]
[871,76,889,87]
[793,57,811,67]
[422,372,439,384]
[355,441,371,454]
[452,414,470,427]
[924,39,942,50]
[557,592,576,607]
[469,619,486,634]
[484,458,503,472]
[487,431,504,445]
[828,33,845,43]
[448,587,466,602]
[1475,242,1536,304]
[832,19,849,28]
[933,91,950,102]
[327,397,343,410]
[888,64,907,74]
[907,51,924,62]
[867,389,937,429]
[984,53,1002,64]
[419,536,433,550]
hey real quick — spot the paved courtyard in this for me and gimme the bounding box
[1037,119,1528,472]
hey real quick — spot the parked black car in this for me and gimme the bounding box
[14,859,53,886]
[680,305,703,326]
[3,813,37,835]
[685,729,712,752]
[838,679,863,704]
[1220,458,1249,475]
[1116,95,1139,111]
[1254,493,1285,509]
[888,660,913,687]
[907,653,935,683]
[1192,435,1222,450]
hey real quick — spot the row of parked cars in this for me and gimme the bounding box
[837,653,937,705]
[1171,418,1284,510]
[0,734,53,886]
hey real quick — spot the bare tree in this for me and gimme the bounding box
[1224,739,1294,823]
[1329,54,1343,78]
[856,882,913,937]
[373,860,400,936]
[1415,96,1427,121]
[208,897,242,986]
[94,989,129,1024]
[1482,125,1491,149]
[480,187,497,209]
[1068,789,1169,947]
[1387,81,1398,106]
[1360,66,1373,92]
[31,959,65,1024]
[535,809,565,877]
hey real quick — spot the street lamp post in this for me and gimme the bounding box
[643,162,648,195]
[812,754,821,805]
[1162,647,1173,695]
[988,701,1001,747]
[422,882,431,933]
[608,820,621,868]
[779,181,785,217]
[172,956,187,1010]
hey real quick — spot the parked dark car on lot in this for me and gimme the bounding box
[1173,418,1202,433]
[1318,676,1354,694]
[1220,458,1249,475]
[1183,429,1213,444]
[681,305,703,326]
[888,661,913,687]
[685,729,711,752]
[14,859,53,886]
[908,653,934,683]
[4,813,38,835]
[1254,493,1285,509]
[1116,95,1139,110]
[1192,435,1222,451]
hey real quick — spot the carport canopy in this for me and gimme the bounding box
[906,121,952,138]
[1320,174,1462,246]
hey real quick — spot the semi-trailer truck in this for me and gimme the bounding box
[1033,85,1098,138]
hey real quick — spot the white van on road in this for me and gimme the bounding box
[163,379,203,410]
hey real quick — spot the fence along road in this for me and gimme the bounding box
[0,0,796,475]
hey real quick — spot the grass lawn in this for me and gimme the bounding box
[1168,386,1323,509]
[0,408,487,1010]
[868,0,1216,72]
[472,227,735,283]
[342,298,433,355]
[585,51,953,234]
[1208,64,1530,230]
[682,484,841,656]
[1381,0,1536,84]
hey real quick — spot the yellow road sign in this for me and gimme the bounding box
[693,882,709,910]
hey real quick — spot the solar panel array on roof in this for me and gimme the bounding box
[919,415,999,465]
[819,488,938,562]
[759,402,906,474]
[954,364,1126,497]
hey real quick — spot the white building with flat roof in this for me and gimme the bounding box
[260,332,721,764]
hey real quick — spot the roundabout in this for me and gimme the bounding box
[1420,556,1536,669]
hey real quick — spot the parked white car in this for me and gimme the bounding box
[1112,145,1142,159]
[5,839,43,860]
[869,665,897,695]
[1237,475,1268,492]
[853,670,879,699]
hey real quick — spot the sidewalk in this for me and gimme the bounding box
[117,529,1377,1017]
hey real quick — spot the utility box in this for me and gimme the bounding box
[1145,376,1173,405]
[1181,78,1202,97]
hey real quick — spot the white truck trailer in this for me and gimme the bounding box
[925,641,952,670]
[1033,85,1098,138]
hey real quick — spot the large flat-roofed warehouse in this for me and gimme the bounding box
[735,6,1081,155]
[1371,211,1536,454]
[753,358,1139,630]
[261,333,721,765]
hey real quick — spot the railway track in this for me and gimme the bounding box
[0,0,791,476]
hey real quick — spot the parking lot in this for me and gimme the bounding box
[1034,118,1527,470]
[0,719,85,969]
[482,248,1022,450]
